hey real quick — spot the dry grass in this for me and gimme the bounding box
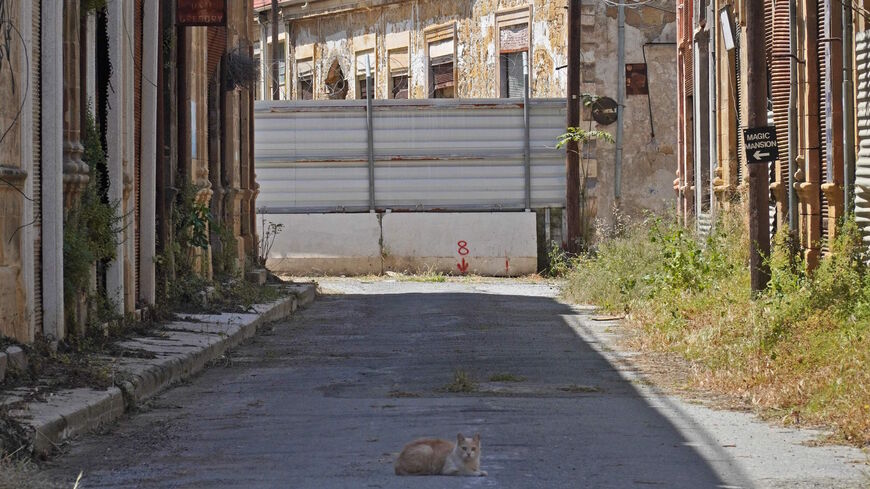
[0,456,65,489]
[566,211,870,446]
[444,369,477,393]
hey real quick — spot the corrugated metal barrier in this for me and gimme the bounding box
[254,98,567,213]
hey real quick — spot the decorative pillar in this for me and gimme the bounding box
[62,0,89,209]
[42,0,66,339]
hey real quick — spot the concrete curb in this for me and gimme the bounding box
[11,283,316,457]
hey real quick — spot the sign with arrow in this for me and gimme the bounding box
[742,126,779,164]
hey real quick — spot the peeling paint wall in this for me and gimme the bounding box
[278,0,568,100]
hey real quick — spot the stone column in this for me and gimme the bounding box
[42,0,66,339]
[62,0,89,209]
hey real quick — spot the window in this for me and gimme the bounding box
[277,41,286,99]
[388,47,409,99]
[391,74,409,99]
[498,22,528,99]
[500,52,525,98]
[325,59,348,100]
[428,38,454,98]
[297,57,313,100]
[496,9,530,99]
[355,50,374,99]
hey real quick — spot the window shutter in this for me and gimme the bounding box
[500,52,524,98]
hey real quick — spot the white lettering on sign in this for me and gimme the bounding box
[745,140,777,149]
[745,133,772,141]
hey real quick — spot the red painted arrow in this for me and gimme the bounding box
[456,257,469,274]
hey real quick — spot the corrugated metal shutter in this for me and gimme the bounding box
[769,0,790,231]
[32,0,42,330]
[500,52,524,99]
[683,45,693,96]
[207,26,226,82]
[135,0,143,296]
[818,0,830,249]
[735,27,746,180]
[854,30,870,247]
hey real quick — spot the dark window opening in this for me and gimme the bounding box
[357,77,371,99]
[391,74,409,99]
[325,59,348,100]
[500,51,525,98]
[430,56,454,99]
[298,76,313,100]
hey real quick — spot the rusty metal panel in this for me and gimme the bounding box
[254,98,566,212]
[854,30,870,247]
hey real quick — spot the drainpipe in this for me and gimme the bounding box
[708,2,717,220]
[788,0,799,232]
[365,55,375,212]
[523,51,532,211]
[615,4,625,205]
[843,2,856,213]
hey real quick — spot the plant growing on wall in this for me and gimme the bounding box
[64,108,122,328]
[556,94,615,252]
[224,47,259,91]
[257,217,284,267]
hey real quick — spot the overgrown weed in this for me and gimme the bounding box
[566,208,870,445]
[444,369,476,393]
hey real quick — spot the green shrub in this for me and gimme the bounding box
[565,210,870,445]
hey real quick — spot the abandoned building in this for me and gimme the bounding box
[675,0,870,267]
[0,0,259,344]
[252,0,678,275]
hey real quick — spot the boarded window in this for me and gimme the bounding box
[391,74,409,99]
[500,52,525,98]
[499,24,528,53]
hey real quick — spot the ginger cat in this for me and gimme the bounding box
[394,433,487,476]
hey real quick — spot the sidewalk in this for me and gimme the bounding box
[2,283,316,457]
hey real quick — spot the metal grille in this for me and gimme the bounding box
[255,98,566,213]
[854,30,870,247]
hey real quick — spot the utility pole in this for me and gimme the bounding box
[745,0,771,293]
[271,0,280,100]
[566,0,581,254]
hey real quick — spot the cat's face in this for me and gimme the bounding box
[455,433,481,461]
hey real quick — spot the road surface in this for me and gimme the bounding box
[45,280,867,488]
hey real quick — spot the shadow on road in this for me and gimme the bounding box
[46,287,749,488]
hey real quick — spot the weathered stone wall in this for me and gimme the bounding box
[0,2,29,341]
[286,0,568,100]
[583,2,678,222]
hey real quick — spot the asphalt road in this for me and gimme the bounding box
[45,280,868,488]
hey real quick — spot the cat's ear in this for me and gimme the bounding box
[473,433,480,442]
[457,433,464,443]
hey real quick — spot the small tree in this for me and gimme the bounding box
[556,120,614,252]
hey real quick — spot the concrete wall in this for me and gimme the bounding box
[262,212,537,276]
